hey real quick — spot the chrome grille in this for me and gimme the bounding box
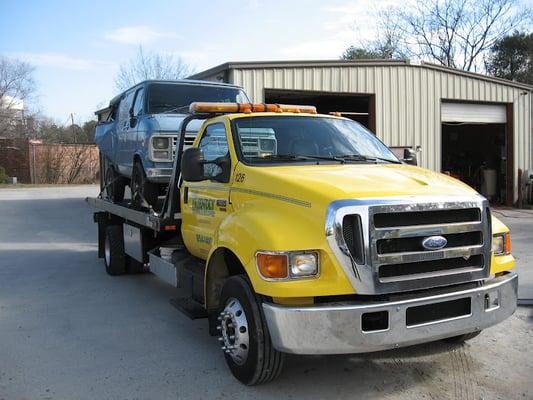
[326,196,492,294]
[171,134,197,157]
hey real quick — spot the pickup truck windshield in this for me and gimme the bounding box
[234,116,399,164]
[148,83,248,114]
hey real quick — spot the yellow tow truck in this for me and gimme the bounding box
[88,102,517,385]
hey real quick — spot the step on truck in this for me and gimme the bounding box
[87,101,518,385]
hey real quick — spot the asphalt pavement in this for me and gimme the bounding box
[0,185,532,400]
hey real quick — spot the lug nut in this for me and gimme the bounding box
[229,335,235,340]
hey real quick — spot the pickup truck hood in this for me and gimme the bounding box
[240,163,478,205]
[147,114,204,133]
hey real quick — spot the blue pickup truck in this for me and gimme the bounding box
[95,80,249,208]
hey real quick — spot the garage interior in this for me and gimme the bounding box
[441,102,512,205]
[264,89,375,132]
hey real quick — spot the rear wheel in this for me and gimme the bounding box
[104,225,126,275]
[443,330,482,343]
[104,163,125,202]
[131,160,158,209]
[217,276,284,385]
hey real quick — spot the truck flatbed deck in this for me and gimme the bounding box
[85,196,180,231]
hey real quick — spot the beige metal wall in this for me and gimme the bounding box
[214,65,531,201]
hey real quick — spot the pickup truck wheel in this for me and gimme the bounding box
[443,330,482,343]
[218,276,284,385]
[131,161,158,209]
[104,225,126,275]
[105,164,125,202]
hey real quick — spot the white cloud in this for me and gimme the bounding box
[9,52,114,71]
[104,25,179,45]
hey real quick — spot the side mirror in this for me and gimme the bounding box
[129,108,137,128]
[403,148,417,166]
[181,148,205,182]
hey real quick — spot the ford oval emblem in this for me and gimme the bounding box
[421,235,447,251]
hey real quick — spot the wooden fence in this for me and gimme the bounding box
[0,138,99,184]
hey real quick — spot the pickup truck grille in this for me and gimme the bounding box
[326,196,492,294]
[172,134,197,157]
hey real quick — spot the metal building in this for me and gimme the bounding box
[190,60,533,206]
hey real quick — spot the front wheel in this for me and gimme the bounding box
[217,276,284,385]
[131,161,158,209]
[104,163,125,202]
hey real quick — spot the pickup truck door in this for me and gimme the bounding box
[181,122,232,260]
[117,90,135,172]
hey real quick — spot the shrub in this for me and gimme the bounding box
[0,166,9,183]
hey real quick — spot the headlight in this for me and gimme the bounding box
[492,233,511,255]
[153,150,170,160]
[256,251,319,280]
[152,137,170,149]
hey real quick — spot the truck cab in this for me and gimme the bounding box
[90,102,517,386]
[94,80,249,208]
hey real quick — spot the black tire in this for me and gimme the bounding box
[443,330,482,343]
[131,160,158,209]
[104,225,126,275]
[104,163,125,202]
[218,276,284,385]
[127,257,145,274]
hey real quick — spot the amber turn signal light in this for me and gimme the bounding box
[256,253,288,279]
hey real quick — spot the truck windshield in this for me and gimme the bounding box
[148,83,249,114]
[233,116,399,164]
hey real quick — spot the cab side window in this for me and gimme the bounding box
[118,90,135,129]
[199,123,229,179]
[132,88,144,117]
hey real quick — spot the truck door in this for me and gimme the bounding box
[129,87,145,168]
[181,122,232,260]
[117,90,135,173]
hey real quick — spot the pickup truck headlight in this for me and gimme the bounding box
[256,251,319,280]
[150,135,173,161]
[153,137,170,149]
[492,233,511,255]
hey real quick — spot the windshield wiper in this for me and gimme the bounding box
[161,104,190,114]
[338,154,401,164]
[261,154,346,163]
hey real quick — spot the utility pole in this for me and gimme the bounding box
[70,113,76,143]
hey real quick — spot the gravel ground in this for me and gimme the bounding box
[0,185,532,400]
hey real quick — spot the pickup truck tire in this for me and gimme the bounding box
[104,164,125,203]
[104,225,126,275]
[443,330,482,343]
[131,161,158,209]
[218,275,284,385]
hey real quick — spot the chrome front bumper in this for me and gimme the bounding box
[145,168,173,183]
[262,272,518,354]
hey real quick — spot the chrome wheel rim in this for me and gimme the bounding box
[218,297,249,365]
[104,235,111,267]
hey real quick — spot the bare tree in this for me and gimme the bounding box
[342,0,531,72]
[115,47,194,91]
[0,56,36,136]
[398,0,531,71]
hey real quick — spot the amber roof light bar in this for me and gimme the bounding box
[189,102,317,115]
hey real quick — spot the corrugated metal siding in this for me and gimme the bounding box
[202,65,532,201]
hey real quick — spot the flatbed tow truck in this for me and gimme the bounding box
[87,102,518,385]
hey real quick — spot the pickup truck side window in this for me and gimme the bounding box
[199,123,229,179]
[132,88,144,116]
[118,90,135,129]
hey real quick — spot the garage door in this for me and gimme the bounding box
[441,102,507,123]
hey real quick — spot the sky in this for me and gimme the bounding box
[0,0,396,124]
